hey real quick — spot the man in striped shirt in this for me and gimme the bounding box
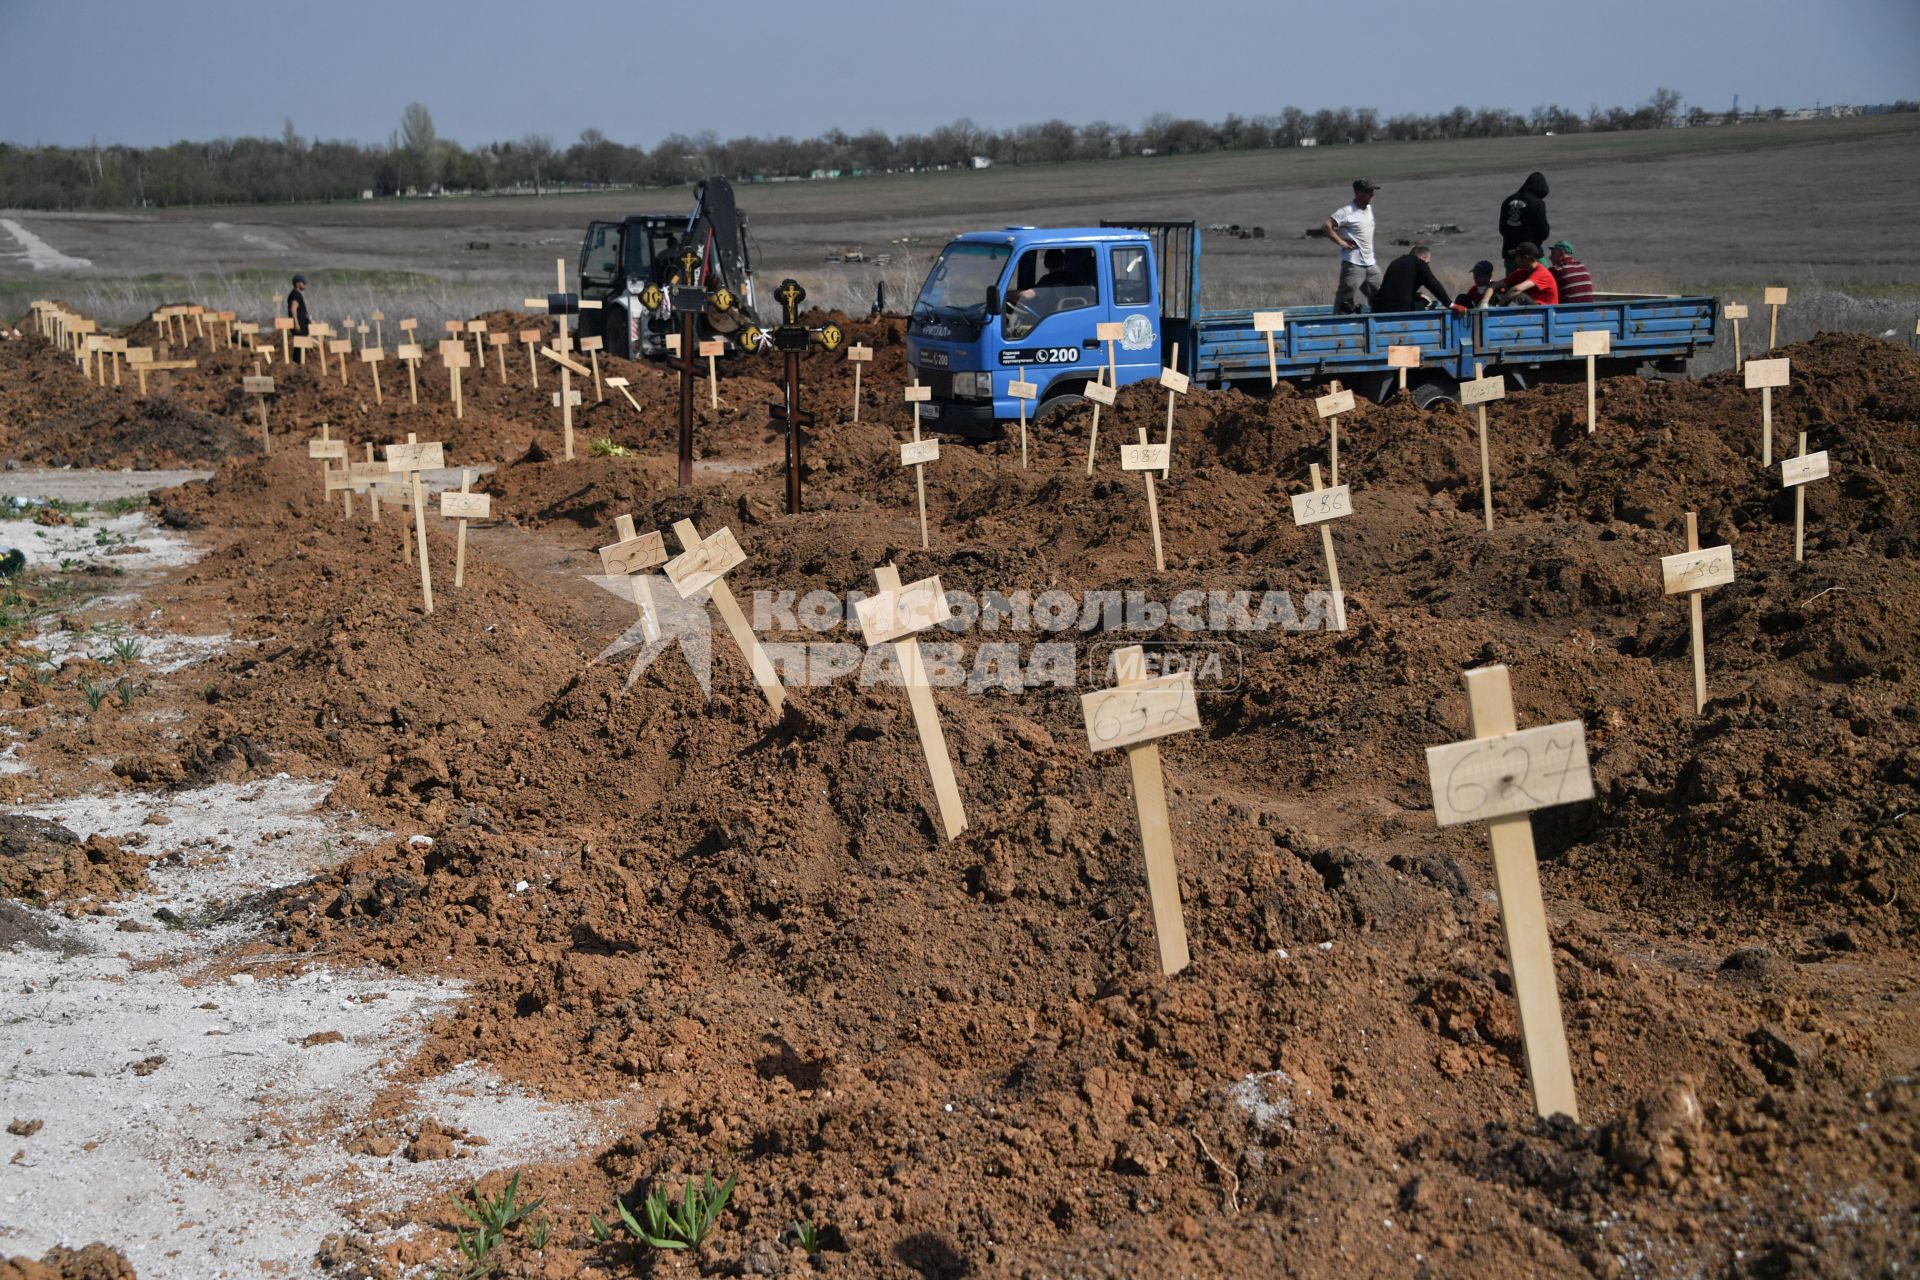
[1548,241,1594,303]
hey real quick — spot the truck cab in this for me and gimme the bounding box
[905,227,1172,437]
[577,215,684,359]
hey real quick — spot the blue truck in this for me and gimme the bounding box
[903,221,1719,436]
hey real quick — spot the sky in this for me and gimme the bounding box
[1,0,1916,150]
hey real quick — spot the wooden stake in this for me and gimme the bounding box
[605,376,643,415]
[385,433,444,615]
[600,514,668,644]
[1253,311,1284,388]
[579,335,604,400]
[440,340,470,419]
[1660,512,1736,714]
[361,445,383,524]
[1314,382,1353,487]
[244,375,276,452]
[1293,462,1352,631]
[541,345,590,460]
[699,338,724,409]
[372,310,385,349]
[1121,433,1170,571]
[1083,368,1115,475]
[399,317,419,356]
[489,331,510,382]
[1387,343,1420,395]
[1096,320,1124,389]
[1159,343,1187,480]
[439,470,491,588]
[902,382,937,548]
[1082,644,1199,976]
[1745,357,1789,467]
[467,319,488,370]
[308,424,348,517]
[1724,302,1748,374]
[1572,330,1610,433]
[361,346,386,404]
[666,519,784,714]
[397,343,422,405]
[1780,433,1830,563]
[858,566,968,841]
[522,329,541,388]
[1009,378,1037,470]
[1462,363,1506,531]
[1764,286,1787,350]
[848,344,873,422]
[1426,664,1591,1122]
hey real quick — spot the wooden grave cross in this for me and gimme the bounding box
[185,305,206,343]
[361,346,387,404]
[328,337,354,387]
[1292,462,1352,631]
[384,433,445,613]
[488,330,511,383]
[219,311,238,348]
[274,316,295,362]
[243,375,276,453]
[901,382,941,547]
[1095,319,1124,387]
[847,343,873,422]
[699,338,725,409]
[521,328,543,387]
[467,319,489,370]
[1425,664,1592,1122]
[1764,286,1788,350]
[1121,433,1171,571]
[398,317,420,356]
[1387,343,1420,396]
[523,255,602,392]
[438,469,490,588]
[1253,310,1285,388]
[236,321,260,357]
[440,340,471,419]
[1083,366,1116,475]
[1723,302,1748,372]
[346,450,390,526]
[397,342,424,405]
[371,310,385,349]
[308,424,349,517]
[1081,643,1200,976]
[1461,363,1507,531]
[1781,433,1830,563]
[856,566,968,841]
[308,323,336,377]
[604,376,644,415]
[1660,511,1735,714]
[578,334,604,400]
[1009,376,1037,469]
[67,320,96,371]
[540,343,591,459]
[1314,381,1354,486]
[126,347,153,396]
[443,319,464,351]
[599,515,669,644]
[1572,330,1610,433]
[1744,356,1790,467]
[1158,343,1187,479]
[354,321,369,352]
[665,519,784,714]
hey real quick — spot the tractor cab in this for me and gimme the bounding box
[577,215,685,358]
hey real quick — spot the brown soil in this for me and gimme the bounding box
[0,1245,136,1280]
[4,305,1918,1278]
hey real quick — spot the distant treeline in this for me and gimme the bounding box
[4,93,1914,211]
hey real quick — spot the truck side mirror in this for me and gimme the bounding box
[986,285,1002,316]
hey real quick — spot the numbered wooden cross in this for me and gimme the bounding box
[1083,367,1116,475]
[1082,644,1200,976]
[666,519,784,714]
[856,566,967,841]
[1425,664,1591,1122]
[399,317,419,356]
[1387,343,1420,395]
[847,343,873,422]
[1781,433,1830,564]
[328,337,354,387]
[243,374,276,452]
[1095,320,1124,387]
[696,338,723,409]
[396,342,423,404]
[274,315,295,362]
[902,382,939,548]
[1744,356,1789,467]
[1008,376,1037,469]
[1291,462,1351,631]
[578,334,604,400]
[354,321,369,352]
[438,469,490,588]
[309,323,336,376]
[600,514,669,644]
[308,424,349,517]
[1764,286,1787,350]
[384,433,445,614]
[1461,364,1506,531]
[361,346,386,404]
[467,319,488,370]
[1253,311,1285,388]
[540,344,591,460]
[1315,382,1354,487]
[1723,302,1748,372]
[1572,330,1610,433]
[1158,345,1187,480]
[520,328,542,387]
[1121,433,1171,571]
[1660,511,1735,714]
[483,330,507,383]
[604,375,644,415]
[440,339,471,418]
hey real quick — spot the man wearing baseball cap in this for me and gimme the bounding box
[1454,260,1498,309]
[1323,179,1381,314]
[285,274,311,362]
[1547,241,1593,303]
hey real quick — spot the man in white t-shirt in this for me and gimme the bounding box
[1323,178,1381,313]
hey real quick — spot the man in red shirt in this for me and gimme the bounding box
[1548,240,1594,303]
[1494,243,1559,306]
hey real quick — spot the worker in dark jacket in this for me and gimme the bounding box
[1498,172,1550,269]
[285,274,310,362]
[1371,245,1452,313]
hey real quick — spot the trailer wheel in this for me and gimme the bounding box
[1409,372,1459,409]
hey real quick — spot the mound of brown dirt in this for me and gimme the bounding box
[0,1243,135,1280]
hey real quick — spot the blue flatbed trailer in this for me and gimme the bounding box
[903,220,1718,433]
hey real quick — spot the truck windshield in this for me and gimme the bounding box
[910,243,1010,335]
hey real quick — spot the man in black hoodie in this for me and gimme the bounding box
[1498,172,1550,270]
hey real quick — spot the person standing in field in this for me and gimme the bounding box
[1547,240,1594,302]
[285,274,310,363]
[1324,179,1381,314]
[1498,172,1551,271]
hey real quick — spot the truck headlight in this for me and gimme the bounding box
[958,372,993,399]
